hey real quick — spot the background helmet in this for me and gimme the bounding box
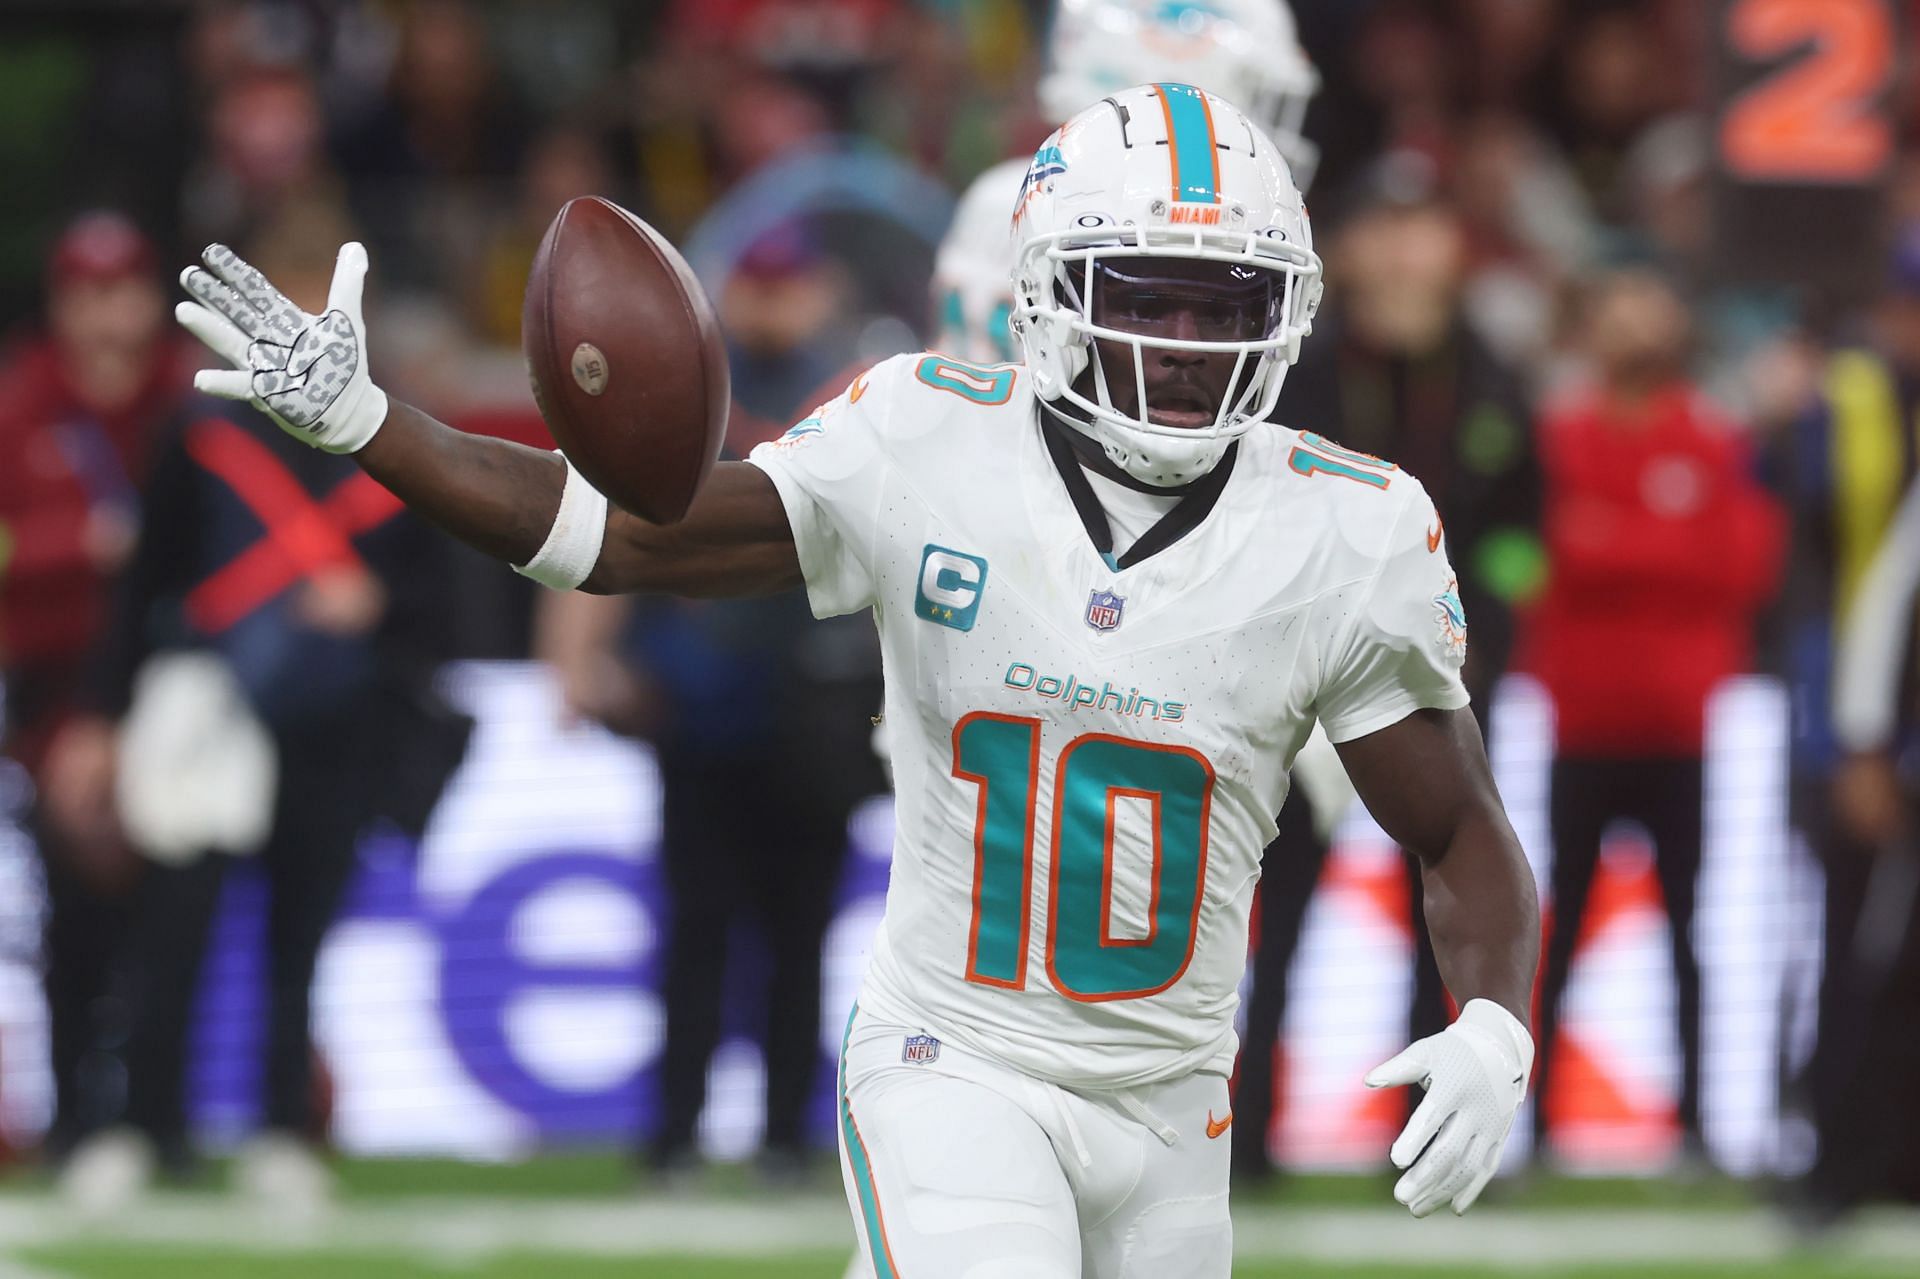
[931,0,1321,364]
[930,156,1029,364]
[1039,0,1321,188]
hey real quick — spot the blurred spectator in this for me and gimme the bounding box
[1616,114,1710,277]
[1780,228,1920,1211]
[722,223,857,432]
[539,572,882,1182]
[1539,3,1686,219]
[1232,729,1353,1186]
[1277,151,1542,1056]
[0,210,195,1164]
[1288,154,1544,702]
[1451,111,1599,377]
[1810,471,1920,1216]
[1310,0,1456,194]
[58,202,464,1207]
[660,0,909,129]
[1523,268,1785,1168]
[332,0,532,291]
[182,63,342,257]
[539,231,878,1178]
[472,126,618,347]
[1610,114,1812,430]
[1456,0,1559,114]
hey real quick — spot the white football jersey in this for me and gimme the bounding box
[749,353,1469,1089]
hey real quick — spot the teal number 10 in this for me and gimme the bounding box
[953,714,1215,1003]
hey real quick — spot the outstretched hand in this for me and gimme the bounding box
[175,242,389,454]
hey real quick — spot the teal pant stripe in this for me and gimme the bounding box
[839,1005,897,1277]
[1158,83,1218,204]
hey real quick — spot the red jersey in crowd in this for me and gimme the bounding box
[0,335,194,679]
[1521,384,1785,756]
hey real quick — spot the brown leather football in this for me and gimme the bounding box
[522,196,730,523]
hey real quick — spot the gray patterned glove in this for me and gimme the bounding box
[175,242,389,454]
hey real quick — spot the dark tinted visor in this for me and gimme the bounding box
[1088,257,1281,343]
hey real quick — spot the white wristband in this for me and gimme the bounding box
[513,453,609,591]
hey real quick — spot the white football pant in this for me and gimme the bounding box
[836,1004,1233,1278]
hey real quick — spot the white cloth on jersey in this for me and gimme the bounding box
[749,353,1468,1090]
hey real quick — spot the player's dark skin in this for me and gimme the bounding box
[352,291,1538,1033]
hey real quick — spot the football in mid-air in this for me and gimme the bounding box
[522,195,729,524]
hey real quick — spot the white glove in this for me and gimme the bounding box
[1365,998,1534,1218]
[175,242,389,454]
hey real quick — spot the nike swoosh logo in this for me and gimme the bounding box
[1206,1110,1232,1139]
[1427,517,1444,553]
[848,371,870,404]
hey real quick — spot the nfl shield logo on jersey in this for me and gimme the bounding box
[901,1034,940,1065]
[1085,588,1125,632]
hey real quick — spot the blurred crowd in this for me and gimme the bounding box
[0,0,1918,1225]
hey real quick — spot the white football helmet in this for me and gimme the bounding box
[1011,83,1322,487]
[1040,0,1321,189]
[930,0,1321,365]
[931,156,1028,364]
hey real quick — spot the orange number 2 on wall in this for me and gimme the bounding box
[1721,0,1893,185]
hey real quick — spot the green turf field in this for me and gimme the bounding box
[2,1159,1915,1278]
[10,1252,1919,1278]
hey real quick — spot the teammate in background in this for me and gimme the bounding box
[929,0,1339,1184]
[933,0,1319,365]
[176,86,1538,1275]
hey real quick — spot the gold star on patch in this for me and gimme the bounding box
[942,608,955,621]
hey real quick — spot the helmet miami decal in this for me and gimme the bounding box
[1153,83,1221,205]
[1167,203,1225,226]
[915,355,1015,406]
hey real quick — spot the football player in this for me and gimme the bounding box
[176,84,1537,1278]
[934,0,1319,365]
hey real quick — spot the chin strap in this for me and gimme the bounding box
[1038,413,1238,571]
[1038,398,1189,496]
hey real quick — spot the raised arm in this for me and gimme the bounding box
[174,241,799,600]
[355,402,800,597]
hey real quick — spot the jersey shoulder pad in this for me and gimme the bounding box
[1270,423,1411,501]
[1256,425,1438,571]
[770,352,1026,457]
[833,349,1026,416]
[899,350,1025,412]
[765,353,915,452]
